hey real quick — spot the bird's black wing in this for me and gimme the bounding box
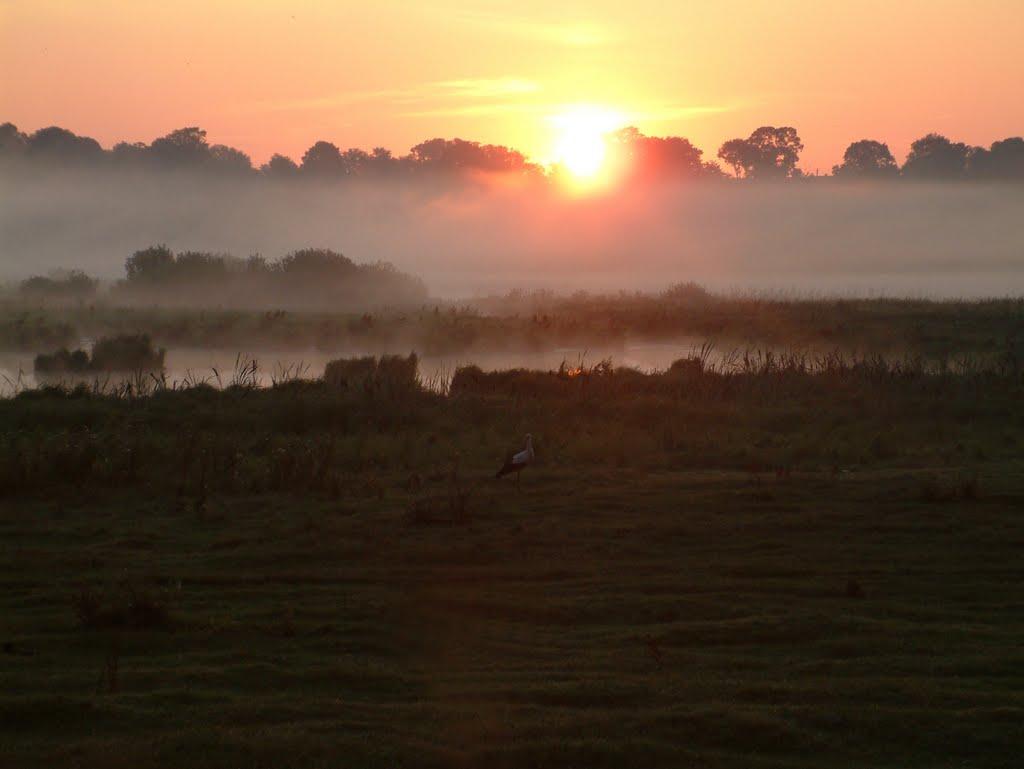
[495,450,523,478]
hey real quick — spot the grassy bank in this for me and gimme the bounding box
[3,292,1024,359]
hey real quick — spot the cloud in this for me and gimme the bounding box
[452,10,612,47]
[243,88,420,113]
[629,104,738,121]
[402,102,547,119]
[532,22,610,47]
[245,78,542,115]
[403,100,737,124]
[434,78,540,98]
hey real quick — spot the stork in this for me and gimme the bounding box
[495,434,534,488]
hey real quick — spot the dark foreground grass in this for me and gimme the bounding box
[1,368,1023,768]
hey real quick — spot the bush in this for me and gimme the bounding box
[34,334,165,376]
[90,334,165,371]
[34,348,91,374]
[323,353,419,395]
[323,356,378,389]
[451,358,623,399]
[19,270,98,301]
[118,245,428,309]
[668,356,705,378]
[662,281,712,305]
[376,353,419,393]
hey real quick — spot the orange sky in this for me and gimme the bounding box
[2,0,1022,171]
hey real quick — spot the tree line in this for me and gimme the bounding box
[13,247,429,310]
[2,120,1023,182]
[0,123,540,180]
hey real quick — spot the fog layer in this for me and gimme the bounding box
[3,169,1023,298]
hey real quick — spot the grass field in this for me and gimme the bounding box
[2,349,1023,768]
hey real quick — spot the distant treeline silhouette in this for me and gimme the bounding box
[0,123,540,180]
[18,270,99,301]
[3,121,1023,183]
[14,246,428,310]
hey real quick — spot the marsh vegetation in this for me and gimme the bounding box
[5,13,1024,768]
[1,297,1023,766]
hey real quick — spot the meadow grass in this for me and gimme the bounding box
[0,352,1022,767]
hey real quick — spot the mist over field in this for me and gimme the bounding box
[7,3,1024,766]
[4,168,1023,298]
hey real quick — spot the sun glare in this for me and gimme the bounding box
[550,106,626,184]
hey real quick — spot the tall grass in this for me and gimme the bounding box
[4,293,1024,359]
[0,344,1018,500]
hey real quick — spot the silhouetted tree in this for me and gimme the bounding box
[610,127,722,180]
[369,146,403,175]
[989,137,1024,178]
[0,122,27,156]
[148,127,211,168]
[111,141,149,166]
[19,270,98,300]
[902,133,973,179]
[717,138,760,178]
[260,153,300,178]
[125,245,175,283]
[341,148,373,175]
[301,141,347,177]
[969,137,1024,180]
[279,248,357,276]
[173,251,230,280]
[26,126,104,163]
[718,126,803,179]
[245,254,270,273]
[117,244,428,310]
[832,140,898,179]
[209,144,253,174]
[9,119,1022,186]
[409,138,537,175]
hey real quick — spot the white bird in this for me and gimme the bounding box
[495,434,534,487]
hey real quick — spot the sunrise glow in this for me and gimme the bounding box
[3,3,1024,766]
[549,106,627,183]
[3,2,1023,171]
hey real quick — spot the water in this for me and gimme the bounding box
[0,338,754,395]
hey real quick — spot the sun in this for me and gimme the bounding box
[549,106,626,183]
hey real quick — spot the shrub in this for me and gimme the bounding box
[376,353,418,393]
[118,245,428,309]
[34,334,165,376]
[323,356,378,389]
[323,353,419,395]
[662,281,712,305]
[19,270,98,301]
[90,334,165,371]
[668,356,704,378]
[34,348,90,374]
